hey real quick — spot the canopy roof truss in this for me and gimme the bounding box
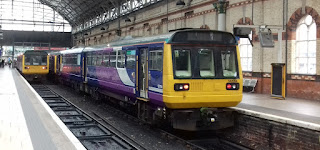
[39,0,164,34]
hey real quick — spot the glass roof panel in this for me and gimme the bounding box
[0,0,71,32]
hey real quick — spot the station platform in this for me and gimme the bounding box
[235,93,320,131]
[2,65,320,149]
[0,66,85,150]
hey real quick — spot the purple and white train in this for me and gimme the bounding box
[49,29,243,130]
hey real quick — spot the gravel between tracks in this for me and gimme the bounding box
[47,84,191,150]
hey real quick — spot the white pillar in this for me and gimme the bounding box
[278,30,284,63]
[218,13,226,31]
[213,0,229,31]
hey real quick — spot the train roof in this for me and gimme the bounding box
[60,29,236,55]
[60,46,85,54]
[83,44,112,52]
[109,32,174,47]
[24,50,48,55]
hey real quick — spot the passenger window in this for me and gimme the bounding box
[110,52,117,67]
[126,50,136,69]
[97,55,103,66]
[71,55,77,65]
[87,54,92,66]
[77,54,81,65]
[221,50,237,77]
[149,50,163,71]
[62,55,66,64]
[198,49,215,77]
[103,53,110,67]
[92,54,97,66]
[174,49,191,78]
[117,51,125,68]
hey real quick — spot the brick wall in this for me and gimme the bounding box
[244,72,320,101]
[218,113,320,150]
[72,0,320,101]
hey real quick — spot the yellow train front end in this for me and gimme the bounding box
[21,51,49,81]
[162,30,242,130]
[163,45,242,109]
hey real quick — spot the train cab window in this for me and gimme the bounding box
[32,56,40,65]
[41,55,47,65]
[110,52,117,67]
[221,50,237,77]
[174,49,191,78]
[117,51,125,68]
[126,50,136,69]
[103,53,110,67]
[149,50,163,71]
[198,49,215,77]
[25,56,31,65]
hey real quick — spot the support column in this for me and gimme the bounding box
[213,0,229,31]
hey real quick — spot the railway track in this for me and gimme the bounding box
[32,83,249,150]
[31,84,143,150]
[97,101,250,150]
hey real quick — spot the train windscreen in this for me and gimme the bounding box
[173,46,239,79]
[24,51,48,66]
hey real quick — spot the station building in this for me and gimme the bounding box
[72,0,320,101]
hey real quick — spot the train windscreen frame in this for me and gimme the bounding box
[24,51,48,66]
[172,46,239,79]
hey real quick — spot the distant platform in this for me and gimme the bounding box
[0,66,85,150]
[234,93,320,131]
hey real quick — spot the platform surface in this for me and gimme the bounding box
[0,66,85,150]
[237,92,320,128]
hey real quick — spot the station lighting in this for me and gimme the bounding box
[176,0,185,6]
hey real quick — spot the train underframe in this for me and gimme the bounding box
[63,79,235,131]
[22,73,47,81]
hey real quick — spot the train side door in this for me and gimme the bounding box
[82,53,87,82]
[56,55,61,73]
[138,48,149,98]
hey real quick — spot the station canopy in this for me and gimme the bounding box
[38,0,163,33]
[0,0,71,32]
